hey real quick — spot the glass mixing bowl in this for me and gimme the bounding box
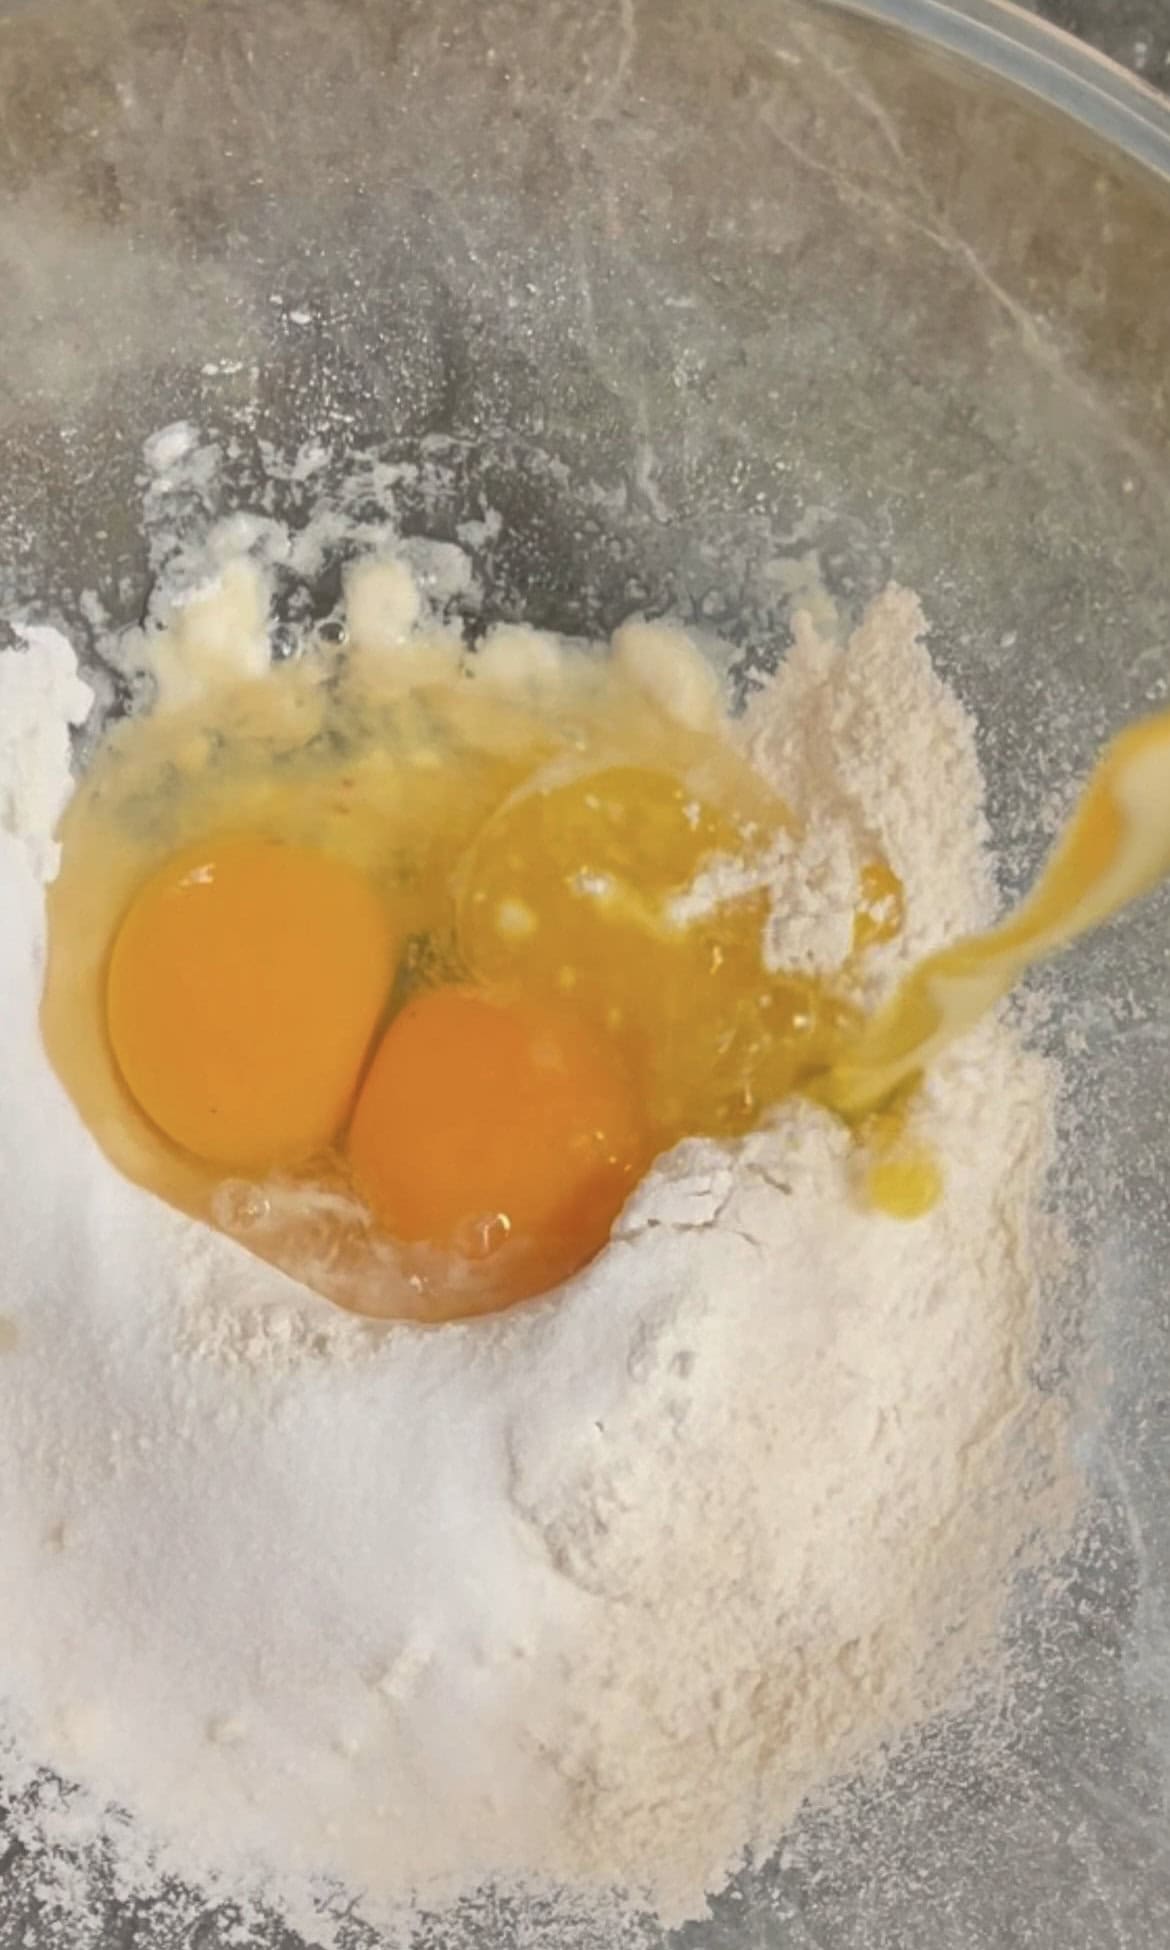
[1,0,1168,1944]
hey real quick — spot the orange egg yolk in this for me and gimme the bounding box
[347,986,649,1303]
[106,836,397,1170]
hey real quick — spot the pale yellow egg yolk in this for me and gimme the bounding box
[455,764,859,1144]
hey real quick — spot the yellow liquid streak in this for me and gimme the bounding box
[819,709,1170,1120]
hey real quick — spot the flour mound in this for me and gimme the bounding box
[0,565,1073,1944]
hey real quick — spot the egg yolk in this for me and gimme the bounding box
[347,986,649,1303]
[455,763,858,1142]
[106,836,397,1169]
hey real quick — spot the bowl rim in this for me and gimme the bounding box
[819,0,1170,181]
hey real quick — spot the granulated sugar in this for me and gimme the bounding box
[0,556,1074,1945]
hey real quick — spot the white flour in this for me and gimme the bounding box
[0,542,1073,1946]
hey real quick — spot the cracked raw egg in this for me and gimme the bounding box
[107,836,397,1170]
[43,579,896,1320]
[455,761,859,1143]
[348,986,649,1300]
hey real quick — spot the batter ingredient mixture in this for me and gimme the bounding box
[42,566,879,1318]
[0,523,1072,1945]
